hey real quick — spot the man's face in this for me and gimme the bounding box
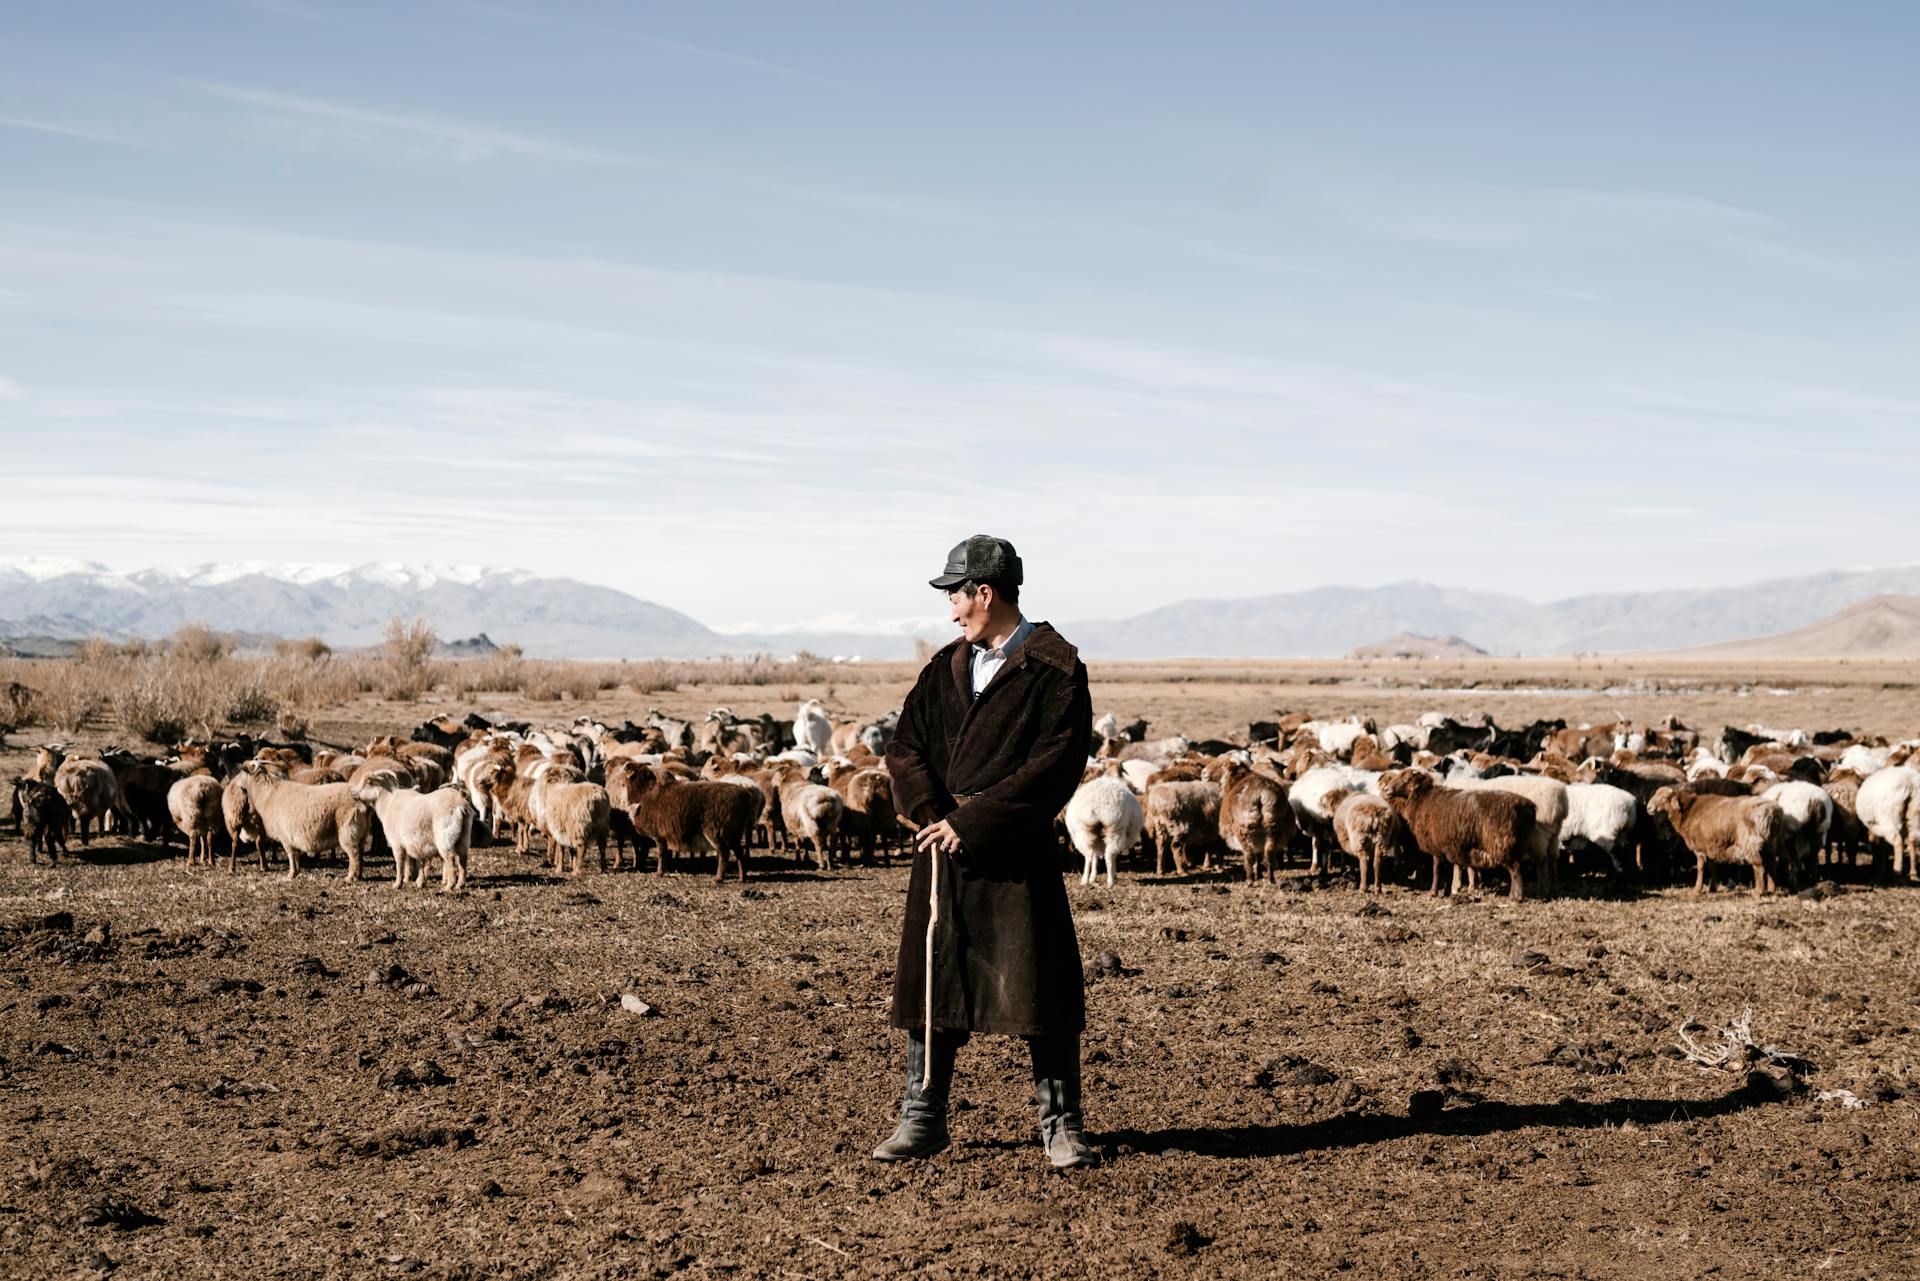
[948,584,991,644]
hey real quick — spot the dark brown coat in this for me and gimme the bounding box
[886,622,1091,1037]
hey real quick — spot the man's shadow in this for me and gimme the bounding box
[1099,1084,1774,1160]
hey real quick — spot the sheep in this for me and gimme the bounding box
[167,775,224,869]
[1821,775,1867,865]
[27,744,65,784]
[1646,786,1787,898]
[1313,718,1371,759]
[1760,780,1833,882]
[827,765,898,864]
[1066,774,1144,887]
[13,779,71,863]
[1855,766,1920,880]
[793,699,833,758]
[1330,790,1408,893]
[775,769,844,871]
[114,759,184,842]
[1288,766,1378,878]
[1453,774,1568,893]
[1836,744,1888,778]
[356,773,476,890]
[1558,783,1639,878]
[621,769,760,881]
[530,775,610,876]
[1144,780,1222,875]
[227,765,377,880]
[1217,760,1295,883]
[54,757,120,844]
[221,774,268,873]
[1377,769,1536,900]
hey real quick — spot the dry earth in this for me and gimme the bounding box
[3,658,1919,1280]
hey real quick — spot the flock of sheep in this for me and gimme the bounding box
[1065,710,1920,900]
[8,697,1920,903]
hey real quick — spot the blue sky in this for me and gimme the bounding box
[3,1,1917,628]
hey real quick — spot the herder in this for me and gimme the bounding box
[873,534,1097,1169]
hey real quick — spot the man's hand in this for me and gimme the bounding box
[915,817,963,858]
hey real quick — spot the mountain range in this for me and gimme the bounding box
[5,557,1920,659]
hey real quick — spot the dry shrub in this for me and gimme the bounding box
[629,660,677,695]
[170,623,234,663]
[515,662,606,702]
[34,662,109,734]
[275,636,332,661]
[448,651,525,697]
[222,672,281,727]
[382,616,440,702]
[114,659,219,744]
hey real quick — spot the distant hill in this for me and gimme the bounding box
[1677,595,1920,659]
[1348,632,1490,660]
[11,558,1920,659]
[1065,565,1920,658]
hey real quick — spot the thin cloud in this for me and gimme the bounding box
[194,82,646,166]
[0,117,147,147]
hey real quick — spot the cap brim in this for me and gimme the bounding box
[928,572,968,589]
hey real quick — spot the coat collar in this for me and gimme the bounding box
[945,621,1076,702]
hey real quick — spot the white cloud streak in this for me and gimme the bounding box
[194,82,646,166]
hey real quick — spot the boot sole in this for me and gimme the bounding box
[871,1137,950,1162]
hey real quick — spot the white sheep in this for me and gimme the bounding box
[1685,750,1731,781]
[1854,766,1920,879]
[1066,776,1144,887]
[1837,744,1889,777]
[358,774,476,891]
[1761,780,1833,879]
[167,775,224,868]
[228,765,377,880]
[1558,783,1638,876]
[793,699,833,758]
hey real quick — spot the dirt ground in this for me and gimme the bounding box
[4,659,1919,1280]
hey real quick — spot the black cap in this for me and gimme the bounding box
[929,534,1023,590]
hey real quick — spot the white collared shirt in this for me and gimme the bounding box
[970,616,1033,696]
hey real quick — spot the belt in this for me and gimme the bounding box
[954,791,982,800]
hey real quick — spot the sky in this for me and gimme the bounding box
[3,1,1918,630]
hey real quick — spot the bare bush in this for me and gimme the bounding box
[34,663,108,733]
[629,660,677,695]
[223,673,281,727]
[170,623,233,663]
[382,616,440,701]
[115,659,218,744]
[274,636,332,661]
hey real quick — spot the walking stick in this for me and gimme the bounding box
[922,841,939,1089]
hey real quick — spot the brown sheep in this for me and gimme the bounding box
[828,765,899,865]
[1144,780,1222,875]
[621,770,760,882]
[1378,769,1535,900]
[1646,787,1787,898]
[14,779,71,863]
[54,757,120,844]
[1217,760,1294,882]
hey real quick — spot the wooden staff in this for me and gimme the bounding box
[923,843,939,1088]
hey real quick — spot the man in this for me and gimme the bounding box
[873,534,1097,1169]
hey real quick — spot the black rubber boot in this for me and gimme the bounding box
[872,1033,959,1161]
[1031,1034,1098,1169]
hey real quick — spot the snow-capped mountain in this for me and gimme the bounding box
[8,558,1920,659]
[0,559,728,659]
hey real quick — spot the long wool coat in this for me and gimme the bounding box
[885,621,1092,1038]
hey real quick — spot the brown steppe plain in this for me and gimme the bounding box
[3,655,1918,1280]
